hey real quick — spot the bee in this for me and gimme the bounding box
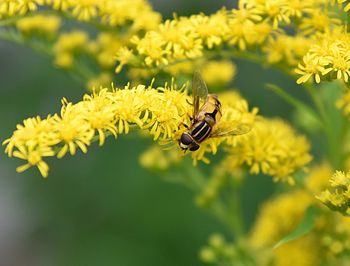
[179,71,250,152]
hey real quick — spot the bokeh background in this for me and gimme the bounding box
[0,1,308,265]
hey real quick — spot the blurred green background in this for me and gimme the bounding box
[0,1,309,265]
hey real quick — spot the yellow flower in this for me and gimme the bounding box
[337,89,350,116]
[14,144,54,177]
[316,170,350,215]
[139,145,182,171]
[80,89,118,145]
[131,32,170,67]
[99,0,161,31]
[189,10,229,49]
[256,0,292,29]
[263,34,312,66]
[94,33,123,68]
[273,235,322,266]
[3,116,58,156]
[16,0,43,15]
[250,190,313,247]
[53,31,90,68]
[51,100,94,158]
[200,60,237,86]
[69,0,99,21]
[16,15,61,35]
[305,163,333,194]
[295,53,326,84]
[115,47,137,73]
[298,10,341,36]
[337,0,350,11]
[54,31,89,52]
[228,2,262,50]
[86,72,112,91]
[0,0,20,17]
[44,0,70,10]
[296,29,350,84]
[226,118,312,184]
[4,83,257,177]
[323,50,350,82]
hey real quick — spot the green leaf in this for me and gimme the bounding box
[273,206,319,249]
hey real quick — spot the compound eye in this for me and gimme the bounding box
[181,133,193,145]
[189,143,200,151]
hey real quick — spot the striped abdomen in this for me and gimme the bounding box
[191,121,212,143]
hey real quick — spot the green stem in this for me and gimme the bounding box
[303,83,341,168]
[347,11,350,33]
[266,83,322,124]
[227,191,244,237]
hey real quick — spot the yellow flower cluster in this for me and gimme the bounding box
[0,0,161,32]
[338,0,350,11]
[272,235,322,266]
[249,164,350,264]
[154,59,237,86]
[223,118,312,184]
[91,33,124,69]
[3,84,259,177]
[86,72,112,91]
[317,170,350,215]
[0,0,43,17]
[250,190,314,247]
[3,83,189,177]
[263,34,312,66]
[200,60,237,86]
[16,15,61,36]
[114,0,343,74]
[139,145,182,171]
[53,30,92,68]
[296,29,350,84]
[336,89,350,117]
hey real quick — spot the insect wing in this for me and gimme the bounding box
[192,71,208,117]
[210,123,252,138]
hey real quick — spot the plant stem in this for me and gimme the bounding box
[304,83,341,168]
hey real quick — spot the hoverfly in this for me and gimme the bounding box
[179,71,250,152]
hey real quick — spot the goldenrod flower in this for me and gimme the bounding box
[99,0,161,31]
[250,190,314,246]
[52,100,95,158]
[295,29,350,84]
[337,89,350,116]
[225,118,312,184]
[87,72,112,91]
[3,83,258,177]
[93,33,123,68]
[189,10,229,49]
[317,170,350,215]
[295,53,326,84]
[338,0,350,11]
[200,60,236,86]
[273,235,322,266]
[16,0,43,15]
[298,10,341,36]
[44,0,70,10]
[14,144,54,178]
[69,0,98,21]
[54,31,90,68]
[139,145,182,171]
[131,32,170,67]
[263,34,312,66]
[16,15,61,36]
